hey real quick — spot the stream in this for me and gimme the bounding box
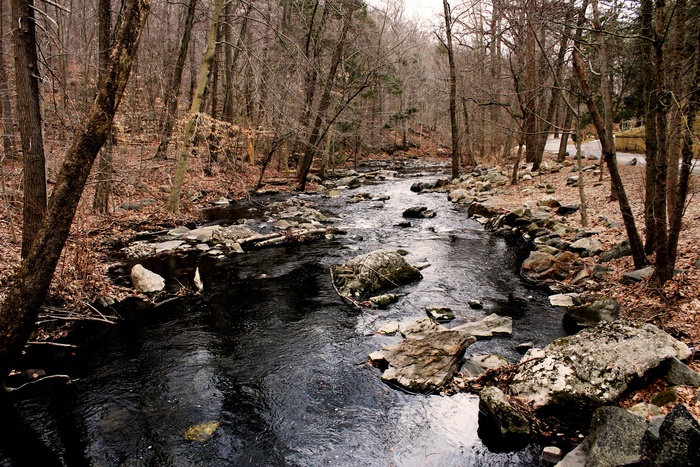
[1,171,566,466]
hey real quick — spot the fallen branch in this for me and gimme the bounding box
[26,341,77,349]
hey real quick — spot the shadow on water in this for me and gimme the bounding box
[1,174,564,466]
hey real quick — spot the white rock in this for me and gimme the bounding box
[131,264,165,293]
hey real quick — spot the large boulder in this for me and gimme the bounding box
[511,321,691,410]
[333,250,422,297]
[585,406,647,467]
[131,264,165,293]
[371,330,476,392]
[520,251,574,284]
[645,403,700,466]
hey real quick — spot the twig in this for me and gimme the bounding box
[26,341,77,348]
[3,374,73,393]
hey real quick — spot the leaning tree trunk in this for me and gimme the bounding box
[167,0,225,213]
[573,46,646,269]
[11,0,47,258]
[153,0,197,160]
[0,0,151,383]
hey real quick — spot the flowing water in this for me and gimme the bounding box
[1,172,566,466]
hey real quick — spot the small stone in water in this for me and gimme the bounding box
[184,421,219,442]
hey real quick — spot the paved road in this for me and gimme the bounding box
[544,136,699,174]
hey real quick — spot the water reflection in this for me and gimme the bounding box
[2,175,564,465]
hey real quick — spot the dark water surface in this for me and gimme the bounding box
[1,174,565,466]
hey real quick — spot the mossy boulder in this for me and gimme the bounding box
[333,250,422,297]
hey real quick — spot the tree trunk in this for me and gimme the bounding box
[0,0,17,159]
[666,19,699,282]
[592,0,617,200]
[167,0,225,213]
[443,0,460,179]
[297,2,356,191]
[572,1,646,269]
[154,0,197,160]
[557,105,573,162]
[93,0,114,214]
[11,0,47,258]
[0,0,151,382]
[641,0,657,254]
[666,0,685,221]
[652,0,670,282]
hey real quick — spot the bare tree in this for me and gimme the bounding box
[0,0,17,159]
[11,0,47,258]
[167,0,226,213]
[0,0,151,382]
[153,0,198,160]
[443,0,460,180]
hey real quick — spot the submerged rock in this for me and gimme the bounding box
[184,421,220,442]
[333,250,422,296]
[369,293,399,309]
[511,321,691,410]
[426,305,454,322]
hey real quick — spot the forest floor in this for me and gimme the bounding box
[1,136,699,418]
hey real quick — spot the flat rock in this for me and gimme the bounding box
[153,240,185,253]
[186,225,220,242]
[620,266,655,284]
[401,317,444,337]
[452,320,493,338]
[549,293,580,307]
[569,237,604,257]
[377,321,400,336]
[511,321,691,409]
[377,330,476,392]
[482,313,513,336]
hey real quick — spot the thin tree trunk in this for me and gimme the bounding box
[666,0,685,220]
[592,0,616,200]
[666,20,699,281]
[11,0,47,258]
[572,1,646,269]
[297,3,356,191]
[641,0,657,254]
[652,0,670,281]
[154,0,197,160]
[0,1,17,159]
[461,97,475,166]
[167,0,225,213]
[93,0,113,214]
[443,0,460,179]
[557,105,573,162]
[0,0,150,382]
[575,118,588,227]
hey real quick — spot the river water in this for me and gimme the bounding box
[1,172,566,466]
